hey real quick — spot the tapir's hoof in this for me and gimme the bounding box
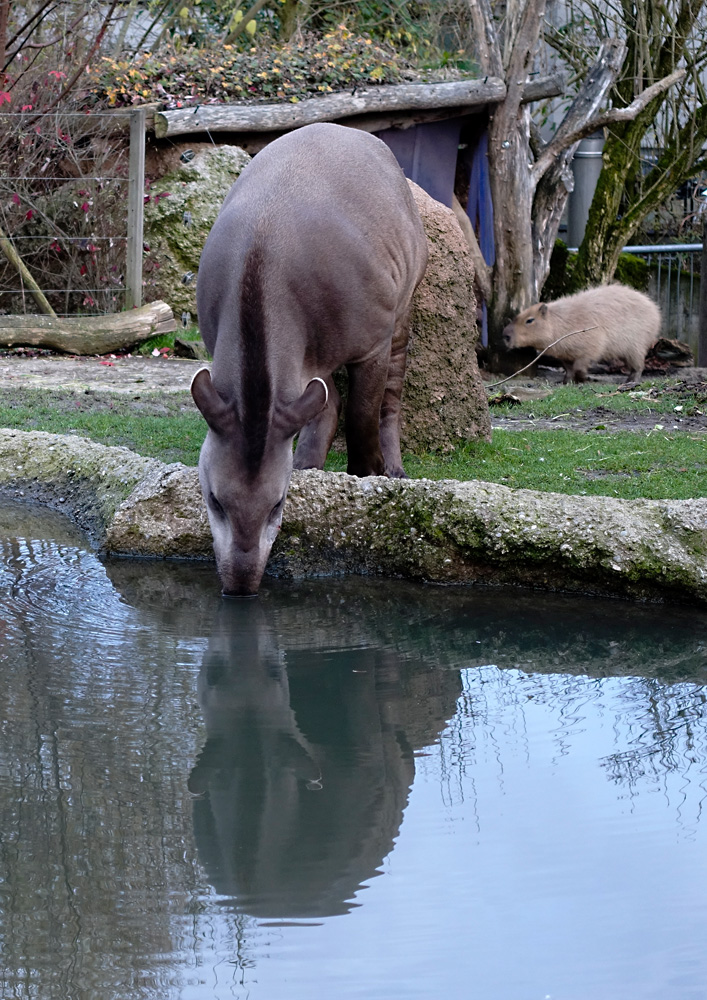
[221,590,259,599]
[386,467,409,480]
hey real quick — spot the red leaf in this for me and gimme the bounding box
[25,210,33,221]
[80,264,87,275]
[80,201,89,212]
[12,193,20,205]
[0,92,11,106]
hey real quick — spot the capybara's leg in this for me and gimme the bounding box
[345,346,390,477]
[293,376,342,470]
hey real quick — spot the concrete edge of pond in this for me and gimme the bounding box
[1,428,706,605]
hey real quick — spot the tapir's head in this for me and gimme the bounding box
[191,369,327,597]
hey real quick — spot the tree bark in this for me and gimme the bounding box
[530,40,627,296]
[0,301,176,354]
[570,0,705,287]
[485,0,548,354]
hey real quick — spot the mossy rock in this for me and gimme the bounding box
[143,145,251,317]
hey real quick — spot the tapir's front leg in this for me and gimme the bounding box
[293,376,342,470]
[345,348,390,477]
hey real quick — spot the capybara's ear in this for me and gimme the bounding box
[540,303,549,317]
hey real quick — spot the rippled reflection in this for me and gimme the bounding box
[1,501,707,999]
[187,597,459,919]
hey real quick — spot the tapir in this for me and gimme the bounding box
[191,122,428,596]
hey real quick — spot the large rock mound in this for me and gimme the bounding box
[143,145,251,317]
[404,181,491,452]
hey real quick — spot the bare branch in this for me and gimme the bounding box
[466,0,503,77]
[452,196,493,303]
[532,66,685,182]
[0,223,57,317]
[24,0,120,122]
[224,0,269,44]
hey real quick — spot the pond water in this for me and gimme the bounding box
[1,501,707,1000]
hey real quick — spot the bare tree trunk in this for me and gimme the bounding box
[531,40,627,293]
[483,0,547,360]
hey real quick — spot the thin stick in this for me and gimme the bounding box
[485,326,598,388]
[0,222,56,317]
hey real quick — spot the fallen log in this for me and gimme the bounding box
[0,301,176,355]
[154,79,508,138]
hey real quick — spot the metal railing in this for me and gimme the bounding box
[569,243,702,354]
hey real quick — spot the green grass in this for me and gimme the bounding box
[0,400,207,465]
[326,429,707,500]
[1,399,705,500]
[137,325,204,356]
[489,381,707,420]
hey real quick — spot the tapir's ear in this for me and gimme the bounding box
[539,303,549,317]
[277,377,328,437]
[191,367,238,435]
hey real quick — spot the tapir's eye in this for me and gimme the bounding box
[209,493,225,518]
[525,316,535,324]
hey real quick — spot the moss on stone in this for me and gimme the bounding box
[143,146,251,316]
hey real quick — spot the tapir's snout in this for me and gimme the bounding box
[215,541,273,599]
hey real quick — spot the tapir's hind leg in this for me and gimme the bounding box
[345,343,391,477]
[379,303,413,478]
[293,376,341,470]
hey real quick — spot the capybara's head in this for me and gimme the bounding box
[502,303,549,349]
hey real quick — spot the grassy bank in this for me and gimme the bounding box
[1,391,705,500]
[489,380,707,420]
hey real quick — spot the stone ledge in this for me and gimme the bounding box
[1,428,706,604]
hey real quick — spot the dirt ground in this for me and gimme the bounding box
[1,352,707,434]
[484,367,707,433]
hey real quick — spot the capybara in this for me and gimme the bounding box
[502,284,661,383]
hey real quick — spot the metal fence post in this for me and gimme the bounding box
[126,107,146,310]
[700,221,707,367]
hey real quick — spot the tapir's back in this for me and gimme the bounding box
[196,123,427,366]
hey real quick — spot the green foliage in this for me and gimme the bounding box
[89,25,404,107]
[614,253,649,292]
[544,240,575,300]
[546,241,650,298]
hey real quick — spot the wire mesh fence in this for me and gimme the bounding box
[0,109,141,317]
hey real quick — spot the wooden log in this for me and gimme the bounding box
[0,301,177,355]
[154,79,508,138]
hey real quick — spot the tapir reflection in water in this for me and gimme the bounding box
[191,122,429,596]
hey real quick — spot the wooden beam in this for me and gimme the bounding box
[154,79,508,138]
[125,106,146,310]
